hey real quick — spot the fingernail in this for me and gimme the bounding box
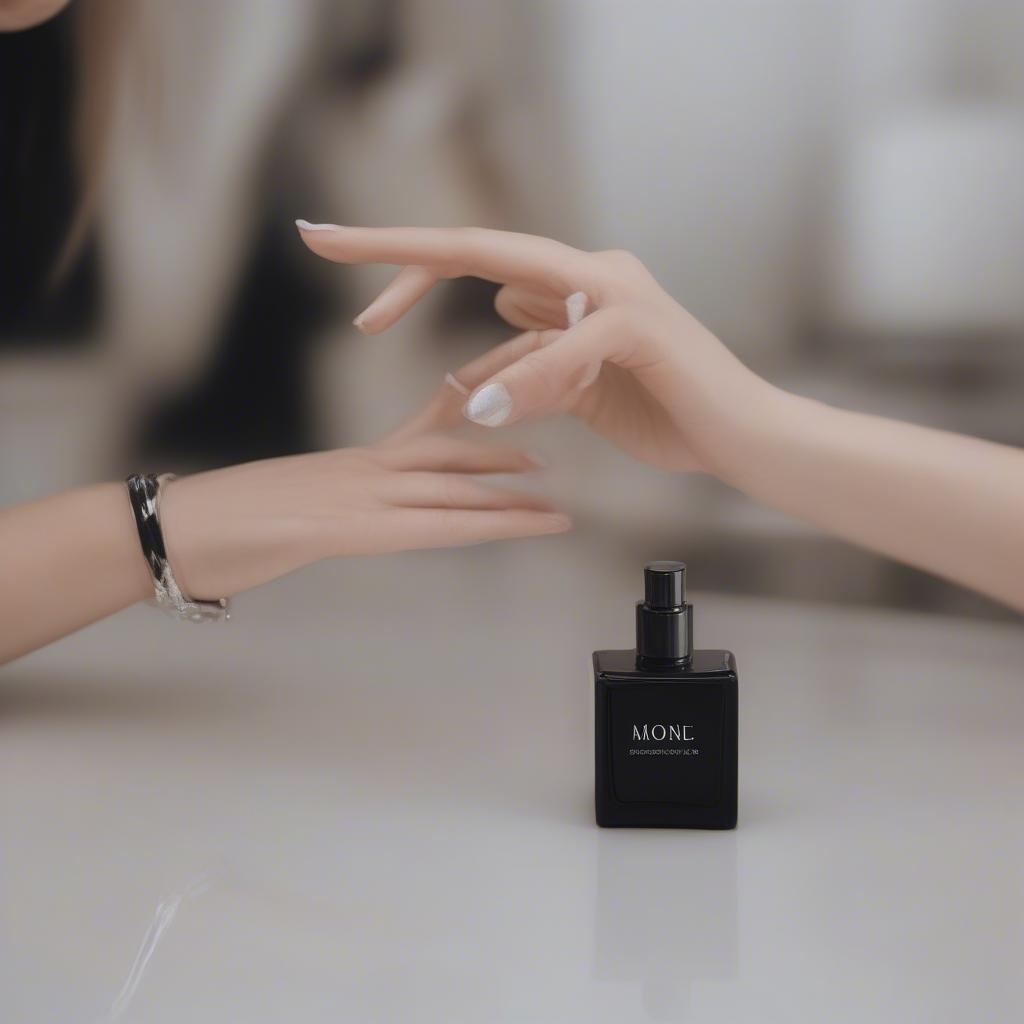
[464,382,513,427]
[444,371,471,397]
[526,451,548,469]
[566,290,588,327]
[353,313,369,332]
[295,219,336,232]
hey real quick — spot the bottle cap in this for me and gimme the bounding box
[644,561,686,609]
[636,561,692,665]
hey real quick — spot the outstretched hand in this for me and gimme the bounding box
[296,223,780,473]
[160,434,569,600]
[295,223,1024,614]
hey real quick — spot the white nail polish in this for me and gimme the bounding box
[444,371,471,397]
[464,382,513,427]
[295,219,336,232]
[566,290,589,327]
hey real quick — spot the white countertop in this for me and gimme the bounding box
[3,539,1022,1023]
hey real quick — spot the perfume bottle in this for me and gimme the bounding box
[594,561,737,828]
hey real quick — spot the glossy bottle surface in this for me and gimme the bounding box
[594,648,738,828]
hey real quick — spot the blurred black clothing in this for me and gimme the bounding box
[0,7,101,345]
[141,209,331,465]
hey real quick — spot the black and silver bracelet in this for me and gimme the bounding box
[125,473,230,623]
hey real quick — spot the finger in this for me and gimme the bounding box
[565,290,589,326]
[386,507,572,549]
[385,330,559,440]
[353,265,437,335]
[494,284,569,330]
[296,223,601,297]
[370,434,542,474]
[385,472,557,512]
[462,307,626,428]
[455,329,564,391]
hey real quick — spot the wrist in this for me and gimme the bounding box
[697,378,804,489]
[158,469,318,599]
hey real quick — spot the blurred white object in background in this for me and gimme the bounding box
[829,103,1024,337]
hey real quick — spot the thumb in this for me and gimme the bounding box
[384,328,563,442]
[462,307,624,427]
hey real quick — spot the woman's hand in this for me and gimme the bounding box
[296,223,781,474]
[295,222,1024,612]
[160,434,569,599]
[0,433,567,664]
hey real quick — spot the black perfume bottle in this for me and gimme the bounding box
[594,561,737,828]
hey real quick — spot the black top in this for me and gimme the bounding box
[0,6,101,345]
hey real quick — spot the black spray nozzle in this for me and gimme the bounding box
[637,561,692,665]
[644,561,687,609]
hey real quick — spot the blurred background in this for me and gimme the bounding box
[4,0,1024,620]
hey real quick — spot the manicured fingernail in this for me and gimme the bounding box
[464,382,513,427]
[444,371,471,397]
[353,313,369,332]
[566,290,588,327]
[295,219,336,232]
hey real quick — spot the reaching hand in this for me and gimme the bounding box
[0,432,568,664]
[297,223,781,473]
[160,434,568,600]
[297,221,1024,615]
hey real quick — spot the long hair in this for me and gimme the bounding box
[51,0,128,284]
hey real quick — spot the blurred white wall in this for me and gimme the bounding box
[554,0,1024,365]
[828,1,1024,338]
[556,0,833,367]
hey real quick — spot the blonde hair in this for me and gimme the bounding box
[51,0,127,283]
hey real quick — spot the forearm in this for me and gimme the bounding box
[0,438,567,664]
[715,387,1024,611]
[0,483,151,664]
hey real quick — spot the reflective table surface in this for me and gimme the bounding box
[4,540,1023,1022]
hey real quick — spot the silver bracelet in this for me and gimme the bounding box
[125,473,230,623]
